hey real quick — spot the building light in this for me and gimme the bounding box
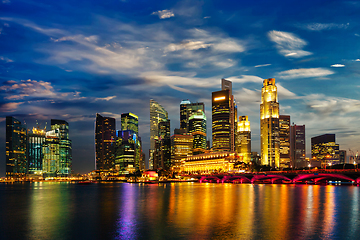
[214,96,226,101]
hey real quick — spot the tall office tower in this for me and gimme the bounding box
[95,113,116,170]
[260,78,280,168]
[150,99,168,169]
[42,129,60,176]
[188,110,207,155]
[180,100,205,132]
[236,116,251,163]
[311,134,340,168]
[171,132,193,170]
[114,130,139,172]
[290,124,305,169]
[339,150,346,164]
[158,119,171,170]
[51,119,72,176]
[28,126,46,175]
[212,79,236,152]
[121,113,139,134]
[279,115,291,168]
[6,116,27,178]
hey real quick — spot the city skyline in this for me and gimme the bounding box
[1,0,360,175]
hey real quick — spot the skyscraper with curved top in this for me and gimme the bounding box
[260,78,280,168]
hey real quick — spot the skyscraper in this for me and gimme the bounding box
[150,99,168,169]
[236,116,251,163]
[171,132,193,170]
[28,126,46,175]
[180,100,204,132]
[43,129,60,176]
[114,130,138,172]
[121,113,139,134]
[188,110,207,155]
[279,115,291,168]
[311,134,339,168]
[51,119,72,176]
[95,113,116,170]
[158,119,171,170]
[6,116,27,178]
[260,78,280,168]
[290,124,305,169]
[212,79,236,152]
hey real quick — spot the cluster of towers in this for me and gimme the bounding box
[95,113,145,173]
[5,117,72,178]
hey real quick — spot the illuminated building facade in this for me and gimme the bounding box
[339,150,346,164]
[189,110,207,155]
[121,113,139,134]
[260,78,280,168]
[51,119,72,176]
[115,130,139,172]
[95,113,116,170]
[311,134,340,168]
[42,129,60,176]
[290,124,306,169]
[6,116,27,178]
[180,152,238,174]
[171,132,193,169]
[158,119,171,170]
[236,116,251,163]
[180,100,204,132]
[28,127,46,175]
[279,115,290,168]
[150,99,168,169]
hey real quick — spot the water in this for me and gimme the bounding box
[0,182,360,240]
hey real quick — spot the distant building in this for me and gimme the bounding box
[28,127,46,175]
[290,124,306,169]
[279,115,291,168]
[171,132,193,170]
[212,79,237,152]
[311,134,339,168]
[260,78,280,168]
[251,152,261,165]
[6,116,27,178]
[115,130,139,172]
[150,99,168,169]
[236,116,251,163]
[158,119,171,170]
[42,129,60,177]
[188,110,207,155]
[121,113,139,135]
[95,113,116,170]
[339,150,347,164]
[180,100,204,132]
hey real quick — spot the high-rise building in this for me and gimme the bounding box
[290,124,305,169]
[188,110,207,155]
[95,113,116,170]
[339,150,347,164]
[279,115,291,168]
[150,99,168,169]
[180,100,204,132]
[28,126,46,175]
[42,129,60,176]
[121,113,139,134]
[114,130,139,172]
[260,78,280,168]
[51,119,72,176]
[158,119,171,170]
[171,132,193,170]
[212,79,237,152]
[236,116,251,163]
[311,134,340,168]
[6,116,27,178]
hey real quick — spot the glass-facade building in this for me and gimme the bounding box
[188,110,207,155]
[115,130,138,172]
[43,130,60,176]
[236,116,251,163]
[6,116,27,178]
[121,113,139,134]
[180,100,204,132]
[311,134,339,168]
[290,124,306,169]
[279,115,291,168]
[260,78,280,168]
[171,133,193,169]
[158,120,171,170]
[28,127,46,175]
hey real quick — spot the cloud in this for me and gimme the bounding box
[151,10,175,19]
[0,56,13,62]
[355,59,360,62]
[331,64,345,67]
[0,102,23,112]
[212,39,244,52]
[268,30,312,58]
[255,64,271,68]
[277,83,297,99]
[166,40,212,51]
[277,68,334,79]
[301,23,349,31]
[93,96,116,101]
[226,75,264,83]
[306,95,360,115]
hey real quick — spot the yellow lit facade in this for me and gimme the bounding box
[180,152,237,174]
[260,78,280,168]
[236,116,251,163]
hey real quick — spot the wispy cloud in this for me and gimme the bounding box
[331,64,345,67]
[166,40,212,51]
[226,75,263,83]
[306,95,360,115]
[277,68,334,79]
[0,102,23,112]
[0,56,13,62]
[93,96,116,101]
[355,59,360,62]
[300,23,349,31]
[151,10,175,19]
[255,63,271,68]
[268,30,312,58]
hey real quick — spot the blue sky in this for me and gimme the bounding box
[1,0,360,174]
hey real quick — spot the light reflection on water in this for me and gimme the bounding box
[1,182,360,240]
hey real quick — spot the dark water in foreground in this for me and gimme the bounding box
[0,182,360,240]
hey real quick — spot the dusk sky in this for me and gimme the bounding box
[1,0,360,175]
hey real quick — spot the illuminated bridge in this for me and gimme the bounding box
[184,170,360,184]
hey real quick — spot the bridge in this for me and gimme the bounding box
[183,169,360,184]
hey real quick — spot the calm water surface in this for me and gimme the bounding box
[0,182,359,240]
